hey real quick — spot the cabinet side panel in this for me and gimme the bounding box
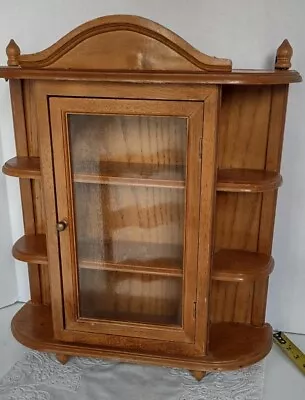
[9,80,42,304]
[252,85,289,325]
[23,80,50,305]
[212,85,273,324]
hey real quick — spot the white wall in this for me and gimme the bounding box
[0,0,304,331]
[0,124,17,307]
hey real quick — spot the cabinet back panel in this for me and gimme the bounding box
[218,86,272,169]
[215,192,262,252]
[210,281,254,324]
[213,86,273,324]
[212,192,259,324]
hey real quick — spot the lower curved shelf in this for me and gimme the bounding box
[12,302,273,371]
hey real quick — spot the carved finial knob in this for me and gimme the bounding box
[275,39,293,70]
[6,39,21,66]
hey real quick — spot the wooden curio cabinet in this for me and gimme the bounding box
[0,16,301,380]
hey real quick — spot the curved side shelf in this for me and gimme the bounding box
[212,249,274,282]
[13,235,47,265]
[2,157,41,179]
[12,303,272,371]
[217,169,282,193]
[12,234,274,282]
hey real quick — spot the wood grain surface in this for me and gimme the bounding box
[12,234,47,265]
[6,15,232,72]
[0,68,301,85]
[11,302,273,371]
[213,250,274,282]
[1,15,299,375]
[2,156,40,179]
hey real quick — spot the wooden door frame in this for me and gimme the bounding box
[35,80,219,354]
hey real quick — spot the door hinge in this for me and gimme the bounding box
[193,301,197,318]
[199,138,203,159]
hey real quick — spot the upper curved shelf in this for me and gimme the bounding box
[3,157,283,193]
[0,68,301,85]
[2,157,40,179]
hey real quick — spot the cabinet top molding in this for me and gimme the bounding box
[0,15,301,84]
[5,15,232,72]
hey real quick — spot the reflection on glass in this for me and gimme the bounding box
[68,113,187,325]
[79,269,182,325]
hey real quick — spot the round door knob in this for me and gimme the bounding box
[56,219,68,232]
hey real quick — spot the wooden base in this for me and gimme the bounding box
[12,302,273,372]
[190,370,206,381]
[56,353,69,364]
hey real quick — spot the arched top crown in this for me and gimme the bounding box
[6,15,232,72]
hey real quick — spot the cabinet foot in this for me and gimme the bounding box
[56,353,69,364]
[189,370,207,381]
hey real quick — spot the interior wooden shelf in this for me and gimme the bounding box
[80,307,180,326]
[73,161,185,188]
[217,169,282,193]
[78,241,183,277]
[2,156,41,179]
[12,234,182,276]
[12,302,272,370]
[80,260,182,277]
[212,249,274,282]
[12,234,48,265]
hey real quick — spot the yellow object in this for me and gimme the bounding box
[273,331,305,375]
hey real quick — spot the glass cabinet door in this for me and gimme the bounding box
[50,97,204,343]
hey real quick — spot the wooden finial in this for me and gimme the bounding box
[275,39,293,70]
[6,39,21,66]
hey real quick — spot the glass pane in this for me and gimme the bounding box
[68,113,187,326]
[79,269,182,325]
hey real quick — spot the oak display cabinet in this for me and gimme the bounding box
[0,16,301,380]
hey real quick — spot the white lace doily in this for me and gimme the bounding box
[0,351,265,400]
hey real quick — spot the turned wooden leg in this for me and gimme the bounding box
[56,354,69,364]
[189,370,207,381]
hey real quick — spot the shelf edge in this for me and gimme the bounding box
[2,156,41,179]
[12,234,48,265]
[80,261,183,277]
[212,249,275,282]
